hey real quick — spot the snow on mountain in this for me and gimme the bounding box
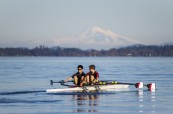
[53,26,141,50]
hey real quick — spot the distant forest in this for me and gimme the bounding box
[0,45,173,57]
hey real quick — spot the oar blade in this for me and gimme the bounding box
[135,82,144,88]
[147,83,156,91]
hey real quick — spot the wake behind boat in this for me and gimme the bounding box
[46,80,156,93]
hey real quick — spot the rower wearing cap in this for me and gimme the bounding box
[64,65,86,86]
[86,65,99,85]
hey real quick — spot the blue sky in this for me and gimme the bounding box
[0,0,173,48]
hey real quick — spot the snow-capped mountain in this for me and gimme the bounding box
[53,26,141,50]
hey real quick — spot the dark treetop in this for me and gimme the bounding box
[0,45,173,57]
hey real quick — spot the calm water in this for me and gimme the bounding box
[0,57,173,114]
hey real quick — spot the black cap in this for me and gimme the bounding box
[77,65,83,69]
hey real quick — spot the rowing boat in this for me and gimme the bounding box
[46,80,156,93]
[46,84,129,93]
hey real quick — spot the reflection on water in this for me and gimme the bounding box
[151,92,156,102]
[71,90,156,113]
[138,90,144,113]
[73,94,98,112]
[137,90,156,113]
[150,91,156,113]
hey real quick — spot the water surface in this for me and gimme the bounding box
[0,57,173,114]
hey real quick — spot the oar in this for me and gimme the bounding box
[50,80,64,86]
[98,81,156,90]
[116,81,156,90]
[146,83,156,90]
[97,81,144,88]
[97,80,143,88]
[50,80,73,86]
[113,81,144,88]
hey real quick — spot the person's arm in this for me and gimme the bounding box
[80,73,86,84]
[95,71,99,82]
[64,76,73,82]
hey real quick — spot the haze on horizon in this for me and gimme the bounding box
[0,0,173,49]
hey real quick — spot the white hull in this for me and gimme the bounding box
[46,84,129,93]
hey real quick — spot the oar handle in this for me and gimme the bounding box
[50,80,65,86]
[50,80,74,86]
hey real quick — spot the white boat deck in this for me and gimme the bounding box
[46,84,129,93]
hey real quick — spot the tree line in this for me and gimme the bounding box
[0,45,173,56]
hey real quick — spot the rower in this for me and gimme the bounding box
[86,65,99,85]
[64,65,86,86]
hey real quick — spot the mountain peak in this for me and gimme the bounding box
[90,26,101,31]
[88,26,118,38]
[53,26,142,50]
[90,26,106,33]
